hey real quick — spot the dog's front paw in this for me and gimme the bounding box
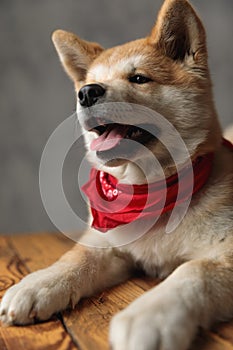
[0,264,79,325]
[109,293,197,350]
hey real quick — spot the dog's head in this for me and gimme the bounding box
[52,0,221,178]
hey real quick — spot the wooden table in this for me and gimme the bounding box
[0,233,233,350]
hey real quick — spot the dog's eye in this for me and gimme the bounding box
[128,74,152,84]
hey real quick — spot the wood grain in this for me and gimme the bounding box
[63,278,159,350]
[0,234,77,350]
[8,232,74,270]
[0,232,233,350]
[0,321,76,350]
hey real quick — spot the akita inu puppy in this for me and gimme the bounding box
[1,1,233,349]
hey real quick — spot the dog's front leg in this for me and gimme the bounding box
[0,238,132,325]
[110,258,233,350]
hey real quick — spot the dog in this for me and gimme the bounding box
[1,1,233,349]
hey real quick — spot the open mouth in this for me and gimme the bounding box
[85,118,159,161]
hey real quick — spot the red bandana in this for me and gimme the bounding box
[82,139,233,232]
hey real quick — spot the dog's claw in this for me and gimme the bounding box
[0,309,6,316]
[29,309,37,319]
[9,310,16,319]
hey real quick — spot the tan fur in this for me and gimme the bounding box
[1,1,233,350]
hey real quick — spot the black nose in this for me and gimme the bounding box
[78,84,106,107]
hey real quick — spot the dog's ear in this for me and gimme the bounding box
[150,0,207,67]
[52,30,104,82]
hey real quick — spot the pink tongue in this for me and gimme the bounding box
[91,125,129,151]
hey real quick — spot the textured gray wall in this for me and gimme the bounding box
[0,0,233,234]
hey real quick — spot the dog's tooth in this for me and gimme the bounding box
[97,117,108,127]
[131,130,141,138]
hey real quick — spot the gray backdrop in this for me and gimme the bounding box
[0,0,233,234]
